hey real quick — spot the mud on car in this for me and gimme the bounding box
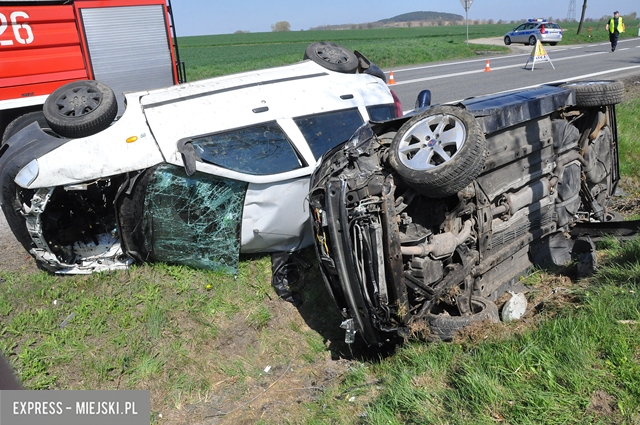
[309,80,624,346]
[0,42,401,274]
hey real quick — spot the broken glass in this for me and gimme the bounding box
[142,164,247,273]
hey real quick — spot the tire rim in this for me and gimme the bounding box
[397,113,467,170]
[55,86,103,117]
[313,45,351,65]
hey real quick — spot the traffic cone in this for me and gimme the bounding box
[388,71,396,84]
[484,60,492,72]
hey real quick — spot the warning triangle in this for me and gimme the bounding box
[524,40,555,71]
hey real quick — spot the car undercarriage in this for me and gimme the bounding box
[309,81,624,346]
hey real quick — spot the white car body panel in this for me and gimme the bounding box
[240,178,313,253]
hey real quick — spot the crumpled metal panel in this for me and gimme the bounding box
[143,165,247,273]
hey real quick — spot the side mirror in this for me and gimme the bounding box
[415,90,432,109]
[177,138,200,176]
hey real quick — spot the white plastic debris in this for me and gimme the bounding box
[264,365,271,373]
[502,292,527,322]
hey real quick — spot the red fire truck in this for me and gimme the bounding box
[0,0,184,139]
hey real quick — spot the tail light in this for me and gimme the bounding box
[391,90,403,117]
[540,24,546,34]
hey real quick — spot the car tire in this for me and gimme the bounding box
[117,167,156,262]
[387,105,486,198]
[550,42,558,46]
[529,36,537,46]
[426,296,500,341]
[2,111,49,145]
[559,80,624,107]
[303,42,359,74]
[504,36,511,45]
[43,80,117,139]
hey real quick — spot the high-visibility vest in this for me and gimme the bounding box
[609,16,624,33]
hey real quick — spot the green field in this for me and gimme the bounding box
[177,21,639,80]
[2,23,640,425]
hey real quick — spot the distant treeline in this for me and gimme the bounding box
[306,10,638,32]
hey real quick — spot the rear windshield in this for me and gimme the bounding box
[545,23,561,29]
[294,108,365,160]
[192,121,305,175]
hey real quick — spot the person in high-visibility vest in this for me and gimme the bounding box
[605,11,625,52]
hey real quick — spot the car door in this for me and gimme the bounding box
[511,24,528,43]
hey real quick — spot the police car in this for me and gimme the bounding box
[504,19,563,46]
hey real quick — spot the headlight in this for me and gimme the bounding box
[15,159,39,188]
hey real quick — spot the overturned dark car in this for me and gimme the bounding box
[309,80,624,346]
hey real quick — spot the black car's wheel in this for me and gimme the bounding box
[426,296,500,341]
[2,111,49,144]
[550,42,558,46]
[529,36,537,46]
[43,80,117,139]
[559,80,624,107]
[504,36,511,45]
[303,42,359,74]
[387,105,486,198]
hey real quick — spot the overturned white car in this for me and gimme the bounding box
[0,43,400,274]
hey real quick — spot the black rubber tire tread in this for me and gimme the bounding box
[426,296,500,341]
[303,42,358,74]
[2,111,48,144]
[117,167,157,263]
[529,36,537,46]
[559,80,624,107]
[387,105,486,198]
[43,80,117,139]
[504,36,511,45]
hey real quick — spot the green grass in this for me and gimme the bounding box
[617,98,640,177]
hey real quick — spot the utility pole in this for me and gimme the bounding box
[567,0,576,21]
[459,0,474,43]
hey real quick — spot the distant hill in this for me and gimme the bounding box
[308,11,465,31]
[378,11,464,24]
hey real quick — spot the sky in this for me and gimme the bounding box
[169,0,638,37]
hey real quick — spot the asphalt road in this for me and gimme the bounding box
[388,37,640,110]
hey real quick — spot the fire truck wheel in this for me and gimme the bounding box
[43,81,118,139]
[2,111,49,145]
[303,42,359,74]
